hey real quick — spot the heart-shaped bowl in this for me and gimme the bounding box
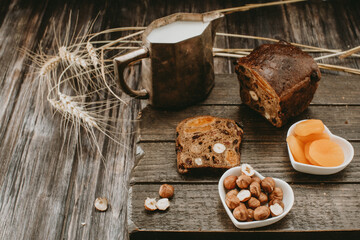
[287,120,354,175]
[218,166,294,229]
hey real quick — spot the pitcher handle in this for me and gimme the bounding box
[113,46,150,99]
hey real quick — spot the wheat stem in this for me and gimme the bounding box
[339,45,360,59]
[213,0,306,14]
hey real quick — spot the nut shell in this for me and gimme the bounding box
[251,176,262,184]
[159,184,174,198]
[247,197,261,210]
[249,181,261,198]
[233,203,248,222]
[261,177,275,193]
[269,187,283,201]
[226,189,239,198]
[225,194,240,210]
[223,175,238,190]
[247,208,254,221]
[254,206,270,221]
[258,192,268,205]
[236,175,252,189]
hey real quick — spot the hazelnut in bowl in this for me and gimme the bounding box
[218,164,294,229]
[286,119,354,175]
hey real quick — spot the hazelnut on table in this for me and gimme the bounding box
[159,184,174,198]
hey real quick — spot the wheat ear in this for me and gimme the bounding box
[49,93,98,128]
[39,56,61,76]
[59,46,87,68]
[86,42,99,67]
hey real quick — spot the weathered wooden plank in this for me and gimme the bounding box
[129,183,360,233]
[224,0,360,71]
[203,74,360,105]
[139,105,360,142]
[131,142,360,184]
[0,2,142,240]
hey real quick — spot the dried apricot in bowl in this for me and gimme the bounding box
[294,119,325,137]
[286,135,310,164]
[308,139,344,167]
[296,132,329,143]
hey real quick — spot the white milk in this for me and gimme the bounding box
[146,21,210,43]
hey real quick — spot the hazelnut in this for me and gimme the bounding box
[226,189,239,198]
[241,164,255,177]
[144,197,157,211]
[249,90,258,101]
[251,176,262,184]
[159,184,174,198]
[223,175,238,190]
[237,189,251,202]
[254,206,270,221]
[249,181,261,198]
[233,203,248,222]
[94,197,109,212]
[236,175,252,189]
[261,177,275,193]
[213,143,226,153]
[156,198,170,211]
[247,197,260,210]
[270,203,284,217]
[258,192,268,205]
[269,199,284,209]
[247,208,254,221]
[225,194,240,210]
[269,187,283,201]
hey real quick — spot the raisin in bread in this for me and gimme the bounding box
[235,41,321,127]
[175,115,243,174]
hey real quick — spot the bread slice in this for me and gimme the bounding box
[175,115,244,174]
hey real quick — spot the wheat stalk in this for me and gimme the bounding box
[213,0,306,14]
[339,45,360,59]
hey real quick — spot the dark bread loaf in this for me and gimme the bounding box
[235,41,321,127]
[175,116,243,174]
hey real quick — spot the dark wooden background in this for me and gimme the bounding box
[0,0,360,239]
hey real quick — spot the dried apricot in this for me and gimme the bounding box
[294,119,325,137]
[296,132,329,143]
[286,135,309,164]
[309,139,344,167]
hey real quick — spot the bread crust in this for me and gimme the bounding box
[175,115,243,174]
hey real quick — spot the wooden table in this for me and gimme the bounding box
[1,0,360,239]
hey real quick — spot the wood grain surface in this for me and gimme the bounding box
[0,0,360,240]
